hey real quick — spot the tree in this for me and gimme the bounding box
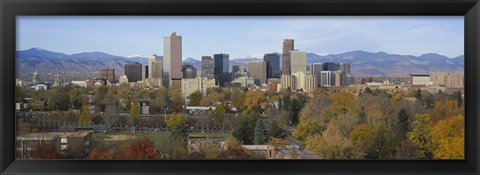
[16,85,26,103]
[29,143,62,159]
[233,109,261,144]
[87,147,113,160]
[200,142,221,159]
[126,138,161,159]
[254,119,270,145]
[213,103,226,129]
[169,122,189,142]
[253,119,283,145]
[397,108,410,138]
[414,89,422,99]
[216,148,250,160]
[130,100,141,119]
[330,91,361,115]
[244,90,268,111]
[79,105,92,126]
[431,115,464,159]
[349,124,376,158]
[225,137,241,149]
[305,121,348,159]
[166,113,187,129]
[430,99,460,122]
[47,92,70,111]
[453,91,463,107]
[188,91,202,106]
[408,114,434,159]
[293,97,333,141]
[168,139,189,160]
[168,89,185,113]
[392,91,403,101]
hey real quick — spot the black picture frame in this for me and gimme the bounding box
[1,0,479,174]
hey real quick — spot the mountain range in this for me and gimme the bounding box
[16,48,464,77]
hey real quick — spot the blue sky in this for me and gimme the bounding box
[17,16,464,59]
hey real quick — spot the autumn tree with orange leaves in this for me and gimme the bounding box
[29,143,62,159]
[87,147,113,160]
[126,138,161,159]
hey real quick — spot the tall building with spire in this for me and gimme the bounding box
[282,39,294,75]
[163,32,182,88]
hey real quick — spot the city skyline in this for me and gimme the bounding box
[17,16,464,59]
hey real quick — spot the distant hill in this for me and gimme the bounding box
[16,48,464,77]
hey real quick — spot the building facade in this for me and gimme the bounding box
[181,77,216,98]
[201,56,215,79]
[320,71,335,87]
[214,53,229,87]
[311,63,323,87]
[99,68,115,83]
[282,39,294,75]
[263,53,281,79]
[410,73,431,85]
[124,62,142,82]
[280,75,296,91]
[290,50,307,74]
[163,32,182,87]
[248,61,267,86]
[182,64,197,79]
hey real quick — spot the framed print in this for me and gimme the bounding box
[1,0,479,174]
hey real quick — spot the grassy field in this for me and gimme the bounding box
[92,131,232,146]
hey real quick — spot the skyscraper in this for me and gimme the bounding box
[145,65,149,78]
[320,71,335,87]
[339,63,351,75]
[323,62,337,71]
[148,55,163,79]
[125,62,142,82]
[214,53,229,87]
[290,50,307,74]
[151,60,163,79]
[182,64,197,79]
[282,39,294,75]
[163,32,182,87]
[99,68,115,83]
[248,61,267,86]
[263,53,281,79]
[311,63,323,87]
[201,56,214,79]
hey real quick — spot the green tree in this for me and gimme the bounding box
[233,109,261,144]
[408,114,434,159]
[166,113,187,129]
[47,92,70,111]
[397,108,410,138]
[213,103,226,129]
[414,89,422,99]
[453,91,463,107]
[79,105,92,126]
[305,121,348,159]
[16,85,26,103]
[168,122,189,159]
[188,91,202,106]
[169,122,189,142]
[130,100,141,119]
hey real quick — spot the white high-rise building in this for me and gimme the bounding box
[181,77,216,98]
